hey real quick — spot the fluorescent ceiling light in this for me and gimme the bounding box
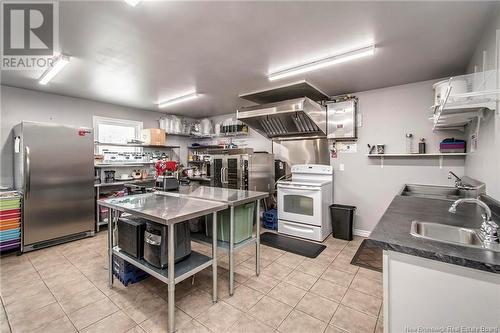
[268,44,375,81]
[158,92,199,108]
[39,54,70,85]
[124,0,141,6]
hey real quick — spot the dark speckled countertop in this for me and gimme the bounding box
[368,195,500,274]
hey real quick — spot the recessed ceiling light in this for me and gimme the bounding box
[158,92,199,109]
[39,54,70,85]
[124,0,141,6]
[268,44,375,81]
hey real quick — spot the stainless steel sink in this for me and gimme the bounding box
[410,221,500,252]
[400,184,468,201]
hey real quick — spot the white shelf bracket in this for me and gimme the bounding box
[439,156,443,169]
[381,156,384,169]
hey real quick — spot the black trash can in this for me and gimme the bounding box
[330,204,356,241]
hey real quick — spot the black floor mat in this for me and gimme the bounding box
[260,232,326,258]
[350,239,383,272]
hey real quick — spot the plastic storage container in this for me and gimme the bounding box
[330,204,356,241]
[262,209,278,230]
[206,203,254,243]
[112,255,149,286]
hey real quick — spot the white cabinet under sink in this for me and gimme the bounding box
[383,251,500,332]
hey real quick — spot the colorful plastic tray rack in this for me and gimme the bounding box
[0,191,21,252]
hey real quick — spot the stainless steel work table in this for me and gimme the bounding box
[98,193,227,333]
[175,185,269,295]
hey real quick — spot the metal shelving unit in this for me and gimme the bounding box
[95,162,155,168]
[94,142,180,232]
[94,142,180,149]
[94,178,155,188]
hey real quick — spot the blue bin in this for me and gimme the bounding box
[112,255,149,286]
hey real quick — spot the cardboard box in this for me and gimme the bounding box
[141,129,166,146]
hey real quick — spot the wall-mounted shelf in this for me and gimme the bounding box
[188,145,222,150]
[431,70,498,131]
[94,178,155,188]
[366,153,467,157]
[367,153,467,169]
[192,132,249,140]
[95,142,180,149]
[94,162,155,168]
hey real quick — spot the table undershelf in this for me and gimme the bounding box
[113,247,213,285]
[190,232,256,252]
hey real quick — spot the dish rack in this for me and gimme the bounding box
[430,70,499,131]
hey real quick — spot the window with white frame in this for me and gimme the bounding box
[93,116,143,154]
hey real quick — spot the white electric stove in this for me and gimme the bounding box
[277,164,333,242]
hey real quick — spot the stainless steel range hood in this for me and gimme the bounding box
[236,97,326,139]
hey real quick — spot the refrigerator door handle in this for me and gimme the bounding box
[25,146,31,199]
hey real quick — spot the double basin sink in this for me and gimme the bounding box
[402,184,499,252]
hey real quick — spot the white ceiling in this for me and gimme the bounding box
[1,1,496,118]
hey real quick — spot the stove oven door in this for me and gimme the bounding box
[277,183,322,226]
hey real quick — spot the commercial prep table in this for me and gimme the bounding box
[176,185,269,295]
[98,193,227,333]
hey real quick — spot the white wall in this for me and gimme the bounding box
[330,80,466,233]
[0,85,191,187]
[464,7,500,201]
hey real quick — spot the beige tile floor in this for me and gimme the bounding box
[0,231,383,333]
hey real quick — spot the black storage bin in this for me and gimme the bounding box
[330,204,356,241]
[118,217,147,259]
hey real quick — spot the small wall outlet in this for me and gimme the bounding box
[339,163,345,171]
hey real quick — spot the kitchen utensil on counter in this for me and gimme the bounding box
[155,160,178,177]
[419,138,426,154]
[132,170,142,179]
[376,144,385,154]
[104,170,116,183]
[141,169,149,179]
[155,175,179,191]
[367,144,376,154]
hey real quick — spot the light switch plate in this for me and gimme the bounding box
[339,164,345,171]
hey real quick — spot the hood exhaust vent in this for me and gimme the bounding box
[237,97,326,139]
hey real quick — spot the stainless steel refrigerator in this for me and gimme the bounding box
[13,121,95,252]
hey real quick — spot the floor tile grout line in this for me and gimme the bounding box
[0,292,13,333]
[24,254,78,333]
[58,244,128,331]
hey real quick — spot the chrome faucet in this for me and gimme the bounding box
[449,198,499,244]
[448,171,465,188]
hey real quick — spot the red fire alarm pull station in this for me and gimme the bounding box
[78,129,91,136]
